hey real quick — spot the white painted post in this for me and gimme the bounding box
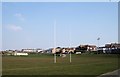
[70,51,71,63]
[54,20,56,63]
[69,26,72,63]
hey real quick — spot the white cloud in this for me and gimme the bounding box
[6,24,23,32]
[14,13,25,21]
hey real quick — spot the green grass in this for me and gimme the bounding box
[2,54,119,75]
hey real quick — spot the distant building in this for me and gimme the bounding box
[87,45,97,51]
[1,50,28,56]
[21,49,37,53]
[36,49,43,53]
[62,47,75,53]
[4,50,15,55]
[51,47,75,54]
[75,45,97,53]
[98,43,120,54]
[51,47,61,54]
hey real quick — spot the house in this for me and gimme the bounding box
[87,45,97,51]
[98,43,120,54]
[105,43,120,49]
[51,47,61,54]
[4,50,15,55]
[21,49,37,53]
[44,48,52,53]
[66,47,75,53]
[36,49,43,53]
[75,44,97,53]
[105,43,120,54]
[51,47,75,54]
[97,47,106,54]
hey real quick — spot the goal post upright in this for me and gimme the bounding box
[54,20,56,63]
[69,25,72,63]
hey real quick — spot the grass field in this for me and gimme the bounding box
[2,54,119,76]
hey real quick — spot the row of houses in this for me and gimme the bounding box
[74,43,120,54]
[1,48,44,56]
[98,43,120,54]
[21,49,43,53]
[48,43,120,54]
[75,45,96,53]
[1,45,96,56]
[51,47,76,54]
[1,43,120,56]
[46,44,97,54]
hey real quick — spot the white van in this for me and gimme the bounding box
[76,52,81,54]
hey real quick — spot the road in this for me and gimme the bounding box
[98,69,120,77]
